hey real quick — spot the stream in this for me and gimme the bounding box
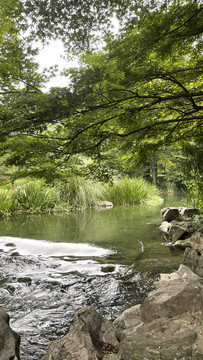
[0,192,185,359]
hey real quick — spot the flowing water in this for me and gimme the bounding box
[0,192,185,359]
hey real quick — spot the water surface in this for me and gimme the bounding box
[0,192,185,359]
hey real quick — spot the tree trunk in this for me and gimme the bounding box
[150,154,158,185]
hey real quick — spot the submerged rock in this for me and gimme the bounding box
[0,307,20,360]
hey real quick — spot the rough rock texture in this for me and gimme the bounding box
[160,221,191,243]
[161,206,199,222]
[115,265,203,360]
[161,207,180,222]
[179,207,200,218]
[188,232,203,252]
[173,232,203,277]
[160,208,202,246]
[168,224,190,243]
[41,265,203,360]
[41,306,119,360]
[0,307,20,360]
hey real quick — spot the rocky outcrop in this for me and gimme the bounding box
[182,232,203,277]
[161,206,199,222]
[161,207,180,222]
[41,265,203,360]
[160,210,203,277]
[41,306,119,360]
[160,207,202,246]
[0,307,20,360]
[115,265,203,360]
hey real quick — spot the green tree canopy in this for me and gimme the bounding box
[0,0,203,181]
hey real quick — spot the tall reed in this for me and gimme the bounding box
[56,177,105,210]
[104,177,161,205]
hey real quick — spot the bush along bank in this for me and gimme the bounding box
[0,176,163,216]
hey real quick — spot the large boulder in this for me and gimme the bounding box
[168,224,190,243]
[179,207,200,218]
[161,207,199,222]
[175,231,203,251]
[161,207,180,222]
[140,265,203,322]
[160,222,190,243]
[115,265,203,360]
[183,250,203,279]
[0,307,20,360]
[41,306,120,360]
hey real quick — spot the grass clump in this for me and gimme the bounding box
[55,177,105,210]
[12,181,57,213]
[104,177,162,206]
[0,190,16,215]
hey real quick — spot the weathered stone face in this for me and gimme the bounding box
[183,247,203,277]
[161,207,180,222]
[161,207,200,222]
[0,307,20,360]
[115,265,203,360]
[41,306,120,360]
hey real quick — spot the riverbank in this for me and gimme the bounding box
[0,177,162,216]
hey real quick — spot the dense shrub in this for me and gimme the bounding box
[104,177,161,206]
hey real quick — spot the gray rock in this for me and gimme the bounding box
[175,232,203,252]
[168,224,190,243]
[173,238,192,249]
[116,265,203,360]
[140,273,203,323]
[183,247,203,277]
[159,221,171,233]
[98,201,113,208]
[179,207,200,218]
[41,306,119,360]
[161,207,180,221]
[118,315,197,360]
[0,307,20,360]
[189,232,203,252]
[161,207,200,222]
[114,305,142,341]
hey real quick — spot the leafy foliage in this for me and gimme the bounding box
[0,0,202,208]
